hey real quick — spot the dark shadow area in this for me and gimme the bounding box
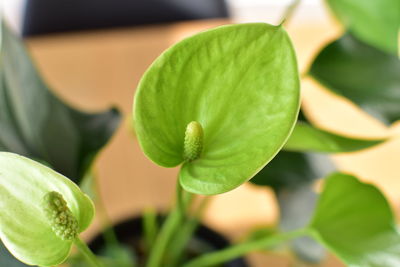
[23,0,229,36]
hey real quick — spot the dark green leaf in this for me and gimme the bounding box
[0,22,121,184]
[133,23,300,195]
[310,33,400,125]
[325,0,400,54]
[250,151,335,190]
[310,173,400,267]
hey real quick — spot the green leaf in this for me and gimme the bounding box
[0,152,95,266]
[325,0,400,54]
[284,121,385,153]
[133,23,300,195]
[0,22,121,184]
[310,173,400,267]
[310,33,400,125]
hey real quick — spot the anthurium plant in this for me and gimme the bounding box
[0,0,399,266]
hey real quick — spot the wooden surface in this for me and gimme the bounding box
[26,18,400,266]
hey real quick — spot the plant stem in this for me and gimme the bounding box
[146,183,193,267]
[280,0,301,26]
[74,237,104,267]
[182,228,310,267]
[168,196,212,266]
[143,206,159,250]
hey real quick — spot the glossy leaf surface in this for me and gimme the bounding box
[310,173,400,267]
[0,152,95,266]
[325,0,400,54]
[134,23,300,194]
[310,33,400,125]
[0,22,121,184]
[284,122,385,153]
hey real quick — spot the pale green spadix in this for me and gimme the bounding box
[43,191,79,241]
[133,23,300,195]
[0,152,94,266]
[183,121,204,162]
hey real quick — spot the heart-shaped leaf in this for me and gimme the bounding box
[0,152,95,266]
[0,22,121,184]
[310,173,400,267]
[310,33,400,125]
[133,23,300,195]
[284,121,385,153]
[325,0,400,54]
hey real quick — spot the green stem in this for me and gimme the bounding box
[168,196,212,267]
[182,228,310,267]
[143,207,159,251]
[146,183,193,267]
[74,237,104,267]
[280,0,301,26]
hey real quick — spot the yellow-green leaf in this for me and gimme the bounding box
[133,23,300,195]
[0,152,95,266]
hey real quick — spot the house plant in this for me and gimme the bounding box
[0,0,399,266]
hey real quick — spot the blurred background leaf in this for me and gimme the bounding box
[325,0,400,54]
[310,33,400,125]
[0,22,121,184]
[310,173,400,267]
[250,110,386,263]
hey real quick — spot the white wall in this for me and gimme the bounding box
[227,0,330,25]
[1,0,26,34]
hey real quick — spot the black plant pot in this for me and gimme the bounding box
[89,216,248,267]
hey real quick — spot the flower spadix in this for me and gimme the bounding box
[43,191,79,241]
[133,23,300,195]
[0,152,94,266]
[183,121,204,162]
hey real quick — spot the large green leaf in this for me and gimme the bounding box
[325,0,400,54]
[0,22,121,184]
[310,173,400,267]
[0,152,95,266]
[133,23,300,195]
[284,121,385,153]
[310,33,400,125]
